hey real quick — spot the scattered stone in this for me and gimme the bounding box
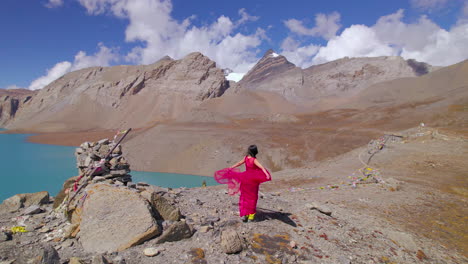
[203,216,220,225]
[92,176,106,183]
[143,247,160,257]
[63,223,80,239]
[0,260,16,264]
[91,255,110,264]
[79,184,160,253]
[199,226,212,233]
[0,232,12,242]
[189,248,207,264]
[98,138,109,145]
[69,257,85,264]
[155,221,193,244]
[112,256,126,264]
[32,245,60,264]
[0,194,24,212]
[147,192,181,221]
[220,229,243,254]
[289,240,297,249]
[416,250,428,260]
[305,202,332,216]
[387,231,418,251]
[23,205,43,215]
[384,178,403,191]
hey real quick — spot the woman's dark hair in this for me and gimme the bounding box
[247,145,258,158]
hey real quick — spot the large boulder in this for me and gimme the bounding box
[79,184,161,253]
[141,190,181,221]
[0,191,49,213]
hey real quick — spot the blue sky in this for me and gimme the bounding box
[1,0,467,89]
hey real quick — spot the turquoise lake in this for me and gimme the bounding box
[0,129,217,202]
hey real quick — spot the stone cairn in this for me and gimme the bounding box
[75,138,132,184]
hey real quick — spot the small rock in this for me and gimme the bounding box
[92,176,106,183]
[289,241,297,249]
[416,250,428,260]
[0,232,12,242]
[98,139,109,145]
[35,245,60,264]
[155,221,193,244]
[62,239,75,248]
[23,205,43,215]
[220,229,243,254]
[305,202,332,216]
[91,255,110,264]
[143,247,160,257]
[112,256,126,264]
[69,257,85,264]
[199,226,212,233]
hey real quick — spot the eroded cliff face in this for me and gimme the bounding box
[239,50,436,104]
[0,89,36,127]
[6,52,230,132]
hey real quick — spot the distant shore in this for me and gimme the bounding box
[0,129,118,147]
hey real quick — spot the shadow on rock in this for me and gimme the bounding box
[256,208,297,227]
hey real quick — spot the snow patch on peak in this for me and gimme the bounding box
[270,52,280,58]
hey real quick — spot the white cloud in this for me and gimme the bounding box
[411,0,449,11]
[238,8,259,25]
[312,25,397,64]
[28,44,118,90]
[280,37,319,68]
[5,85,23,90]
[226,72,245,82]
[45,0,64,8]
[78,0,264,74]
[281,9,468,67]
[29,61,72,91]
[284,12,341,40]
[401,23,468,66]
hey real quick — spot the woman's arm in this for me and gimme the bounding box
[230,158,245,168]
[254,159,271,179]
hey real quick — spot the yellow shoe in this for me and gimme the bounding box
[247,213,255,222]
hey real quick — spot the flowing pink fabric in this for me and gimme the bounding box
[214,156,271,217]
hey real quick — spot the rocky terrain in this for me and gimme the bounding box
[1,53,229,131]
[0,89,36,126]
[2,53,464,176]
[0,126,466,263]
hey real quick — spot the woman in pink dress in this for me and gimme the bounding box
[214,145,271,222]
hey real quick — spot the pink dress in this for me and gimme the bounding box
[214,156,271,217]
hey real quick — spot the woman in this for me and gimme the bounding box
[214,145,271,222]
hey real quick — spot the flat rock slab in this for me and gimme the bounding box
[80,184,160,253]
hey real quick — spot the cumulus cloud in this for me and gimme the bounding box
[28,43,118,90]
[284,12,341,40]
[78,0,264,74]
[45,0,64,8]
[281,9,468,67]
[410,0,449,11]
[29,61,72,91]
[280,37,319,68]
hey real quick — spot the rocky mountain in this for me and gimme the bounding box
[0,89,36,127]
[239,50,437,104]
[5,52,229,132]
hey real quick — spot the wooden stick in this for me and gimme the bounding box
[66,128,132,208]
